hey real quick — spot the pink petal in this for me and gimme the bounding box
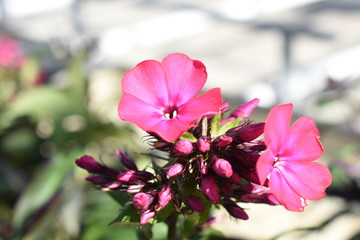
[277,162,332,200]
[269,168,307,211]
[221,98,260,124]
[177,88,222,123]
[256,148,276,185]
[118,93,164,130]
[161,53,207,106]
[264,104,293,153]
[121,59,169,108]
[280,117,323,162]
[150,118,195,142]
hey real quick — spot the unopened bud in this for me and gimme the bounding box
[76,155,103,173]
[230,173,242,185]
[213,158,233,178]
[158,185,172,208]
[117,170,153,184]
[140,210,155,225]
[224,203,249,220]
[197,136,211,152]
[187,196,204,212]
[85,175,109,184]
[133,192,153,211]
[222,98,260,124]
[167,163,185,178]
[237,123,265,142]
[115,149,138,170]
[173,139,193,156]
[213,135,233,148]
[101,181,122,191]
[200,175,219,204]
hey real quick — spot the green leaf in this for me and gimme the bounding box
[108,191,131,206]
[218,117,241,136]
[154,202,175,223]
[210,113,221,138]
[180,132,197,142]
[109,203,140,224]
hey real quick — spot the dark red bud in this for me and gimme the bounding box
[224,203,249,220]
[76,155,103,173]
[187,196,205,212]
[200,175,219,204]
[213,135,233,148]
[237,123,265,142]
[115,149,138,170]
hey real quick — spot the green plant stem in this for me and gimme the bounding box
[166,212,178,240]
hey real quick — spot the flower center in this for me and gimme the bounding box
[273,156,280,168]
[164,107,178,119]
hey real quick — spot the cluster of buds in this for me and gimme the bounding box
[76,99,279,224]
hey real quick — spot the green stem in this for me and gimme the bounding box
[166,212,179,240]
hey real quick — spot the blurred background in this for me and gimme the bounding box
[0,0,360,239]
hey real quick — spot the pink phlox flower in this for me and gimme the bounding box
[256,103,332,211]
[221,98,260,124]
[118,53,222,142]
[0,35,24,68]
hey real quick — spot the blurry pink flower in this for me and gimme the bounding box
[0,35,24,68]
[256,104,332,211]
[118,53,222,142]
[221,98,260,124]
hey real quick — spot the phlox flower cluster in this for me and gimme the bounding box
[76,53,332,226]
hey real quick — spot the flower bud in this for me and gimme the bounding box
[158,185,172,208]
[219,179,233,195]
[117,170,153,184]
[173,139,193,156]
[76,155,103,173]
[224,203,249,220]
[212,135,233,148]
[200,175,219,204]
[140,210,155,225]
[213,158,233,178]
[115,149,138,171]
[187,196,204,212]
[167,163,185,178]
[230,172,242,185]
[133,192,153,211]
[237,123,265,142]
[222,98,259,124]
[85,175,109,184]
[101,181,122,191]
[197,136,211,152]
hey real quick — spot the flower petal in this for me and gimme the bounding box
[280,117,323,162]
[264,104,293,153]
[177,88,222,123]
[277,162,332,200]
[118,93,163,130]
[121,59,169,108]
[162,53,207,106]
[256,148,276,185]
[269,168,307,211]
